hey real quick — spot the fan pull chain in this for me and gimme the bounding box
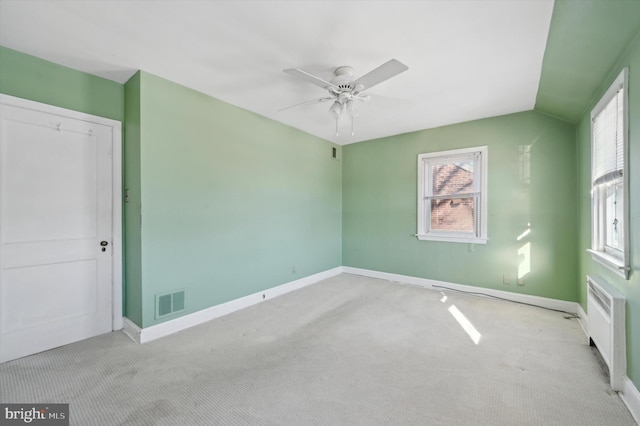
[335,117,339,137]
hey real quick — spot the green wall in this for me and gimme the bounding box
[129,72,342,328]
[0,47,343,330]
[343,111,578,301]
[0,46,124,122]
[123,72,143,326]
[535,0,640,122]
[576,31,640,389]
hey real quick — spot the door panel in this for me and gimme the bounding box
[2,120,99,242]
[3,260,98,330]
[0,103,114,363]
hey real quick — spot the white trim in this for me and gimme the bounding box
[0,94,123,332]
[124,267,343,344]
[590,68,630,280]
[121,317,142,343]
[620,376,640,424]
[416,234,488,244]
[343,266,640,417]
[122,265,640,423]
[110,120,123,331]
[591,68,626,120]
[417,145,488,243]
[342,266,579,314]
[587,249,629,279]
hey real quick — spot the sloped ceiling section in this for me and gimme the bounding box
[0,0,554,144]
[535,0,640,122]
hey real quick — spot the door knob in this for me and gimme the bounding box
[100,241,109,246]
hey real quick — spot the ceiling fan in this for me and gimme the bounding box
[281,59,409,137]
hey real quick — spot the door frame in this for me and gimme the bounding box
[0,94,123,331]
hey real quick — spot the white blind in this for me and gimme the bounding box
[592,87,624,185]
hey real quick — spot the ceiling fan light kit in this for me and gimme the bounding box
[282,59,408,137]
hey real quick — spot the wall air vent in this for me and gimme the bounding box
[156,290,185,319]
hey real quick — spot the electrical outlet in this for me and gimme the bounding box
[517,277,525,286]
[503,275,511,285]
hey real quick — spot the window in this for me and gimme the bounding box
[588,68,629,279]
[417,146,487,243]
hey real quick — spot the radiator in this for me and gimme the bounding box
[587,275,626,391]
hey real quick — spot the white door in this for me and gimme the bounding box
[0,98,119,363]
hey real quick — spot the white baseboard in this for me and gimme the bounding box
[621,376,640,424]
[122,317,142,343]
[121,264,640,422]
[343,266,640,421]
[342,266,581,314]
[123,266,343,344]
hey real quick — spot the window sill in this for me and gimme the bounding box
[587,249,629,280]
[416,234,488,244]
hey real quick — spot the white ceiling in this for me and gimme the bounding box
[0,0,554,145]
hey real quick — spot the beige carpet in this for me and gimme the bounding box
[0,274,636,425]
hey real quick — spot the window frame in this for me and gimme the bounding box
[416,145,488,244]
[587,68,630,279]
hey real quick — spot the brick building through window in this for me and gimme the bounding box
[431,163,474,232]
[417,146,487,243]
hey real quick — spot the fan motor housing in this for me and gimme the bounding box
[331,66,355,90]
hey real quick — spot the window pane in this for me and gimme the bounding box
[432,161,474,196]
[430,197,474,232]
[417,146,487,243]
[605,181,624,250]
[592,88,624,183]
[589,69,627,273]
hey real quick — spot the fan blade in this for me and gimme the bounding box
[278,97,334,112]
[355,93,371,102]
[353,59,408,90]
[284,68,339,90]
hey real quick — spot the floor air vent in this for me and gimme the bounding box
[587,276,625,390]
